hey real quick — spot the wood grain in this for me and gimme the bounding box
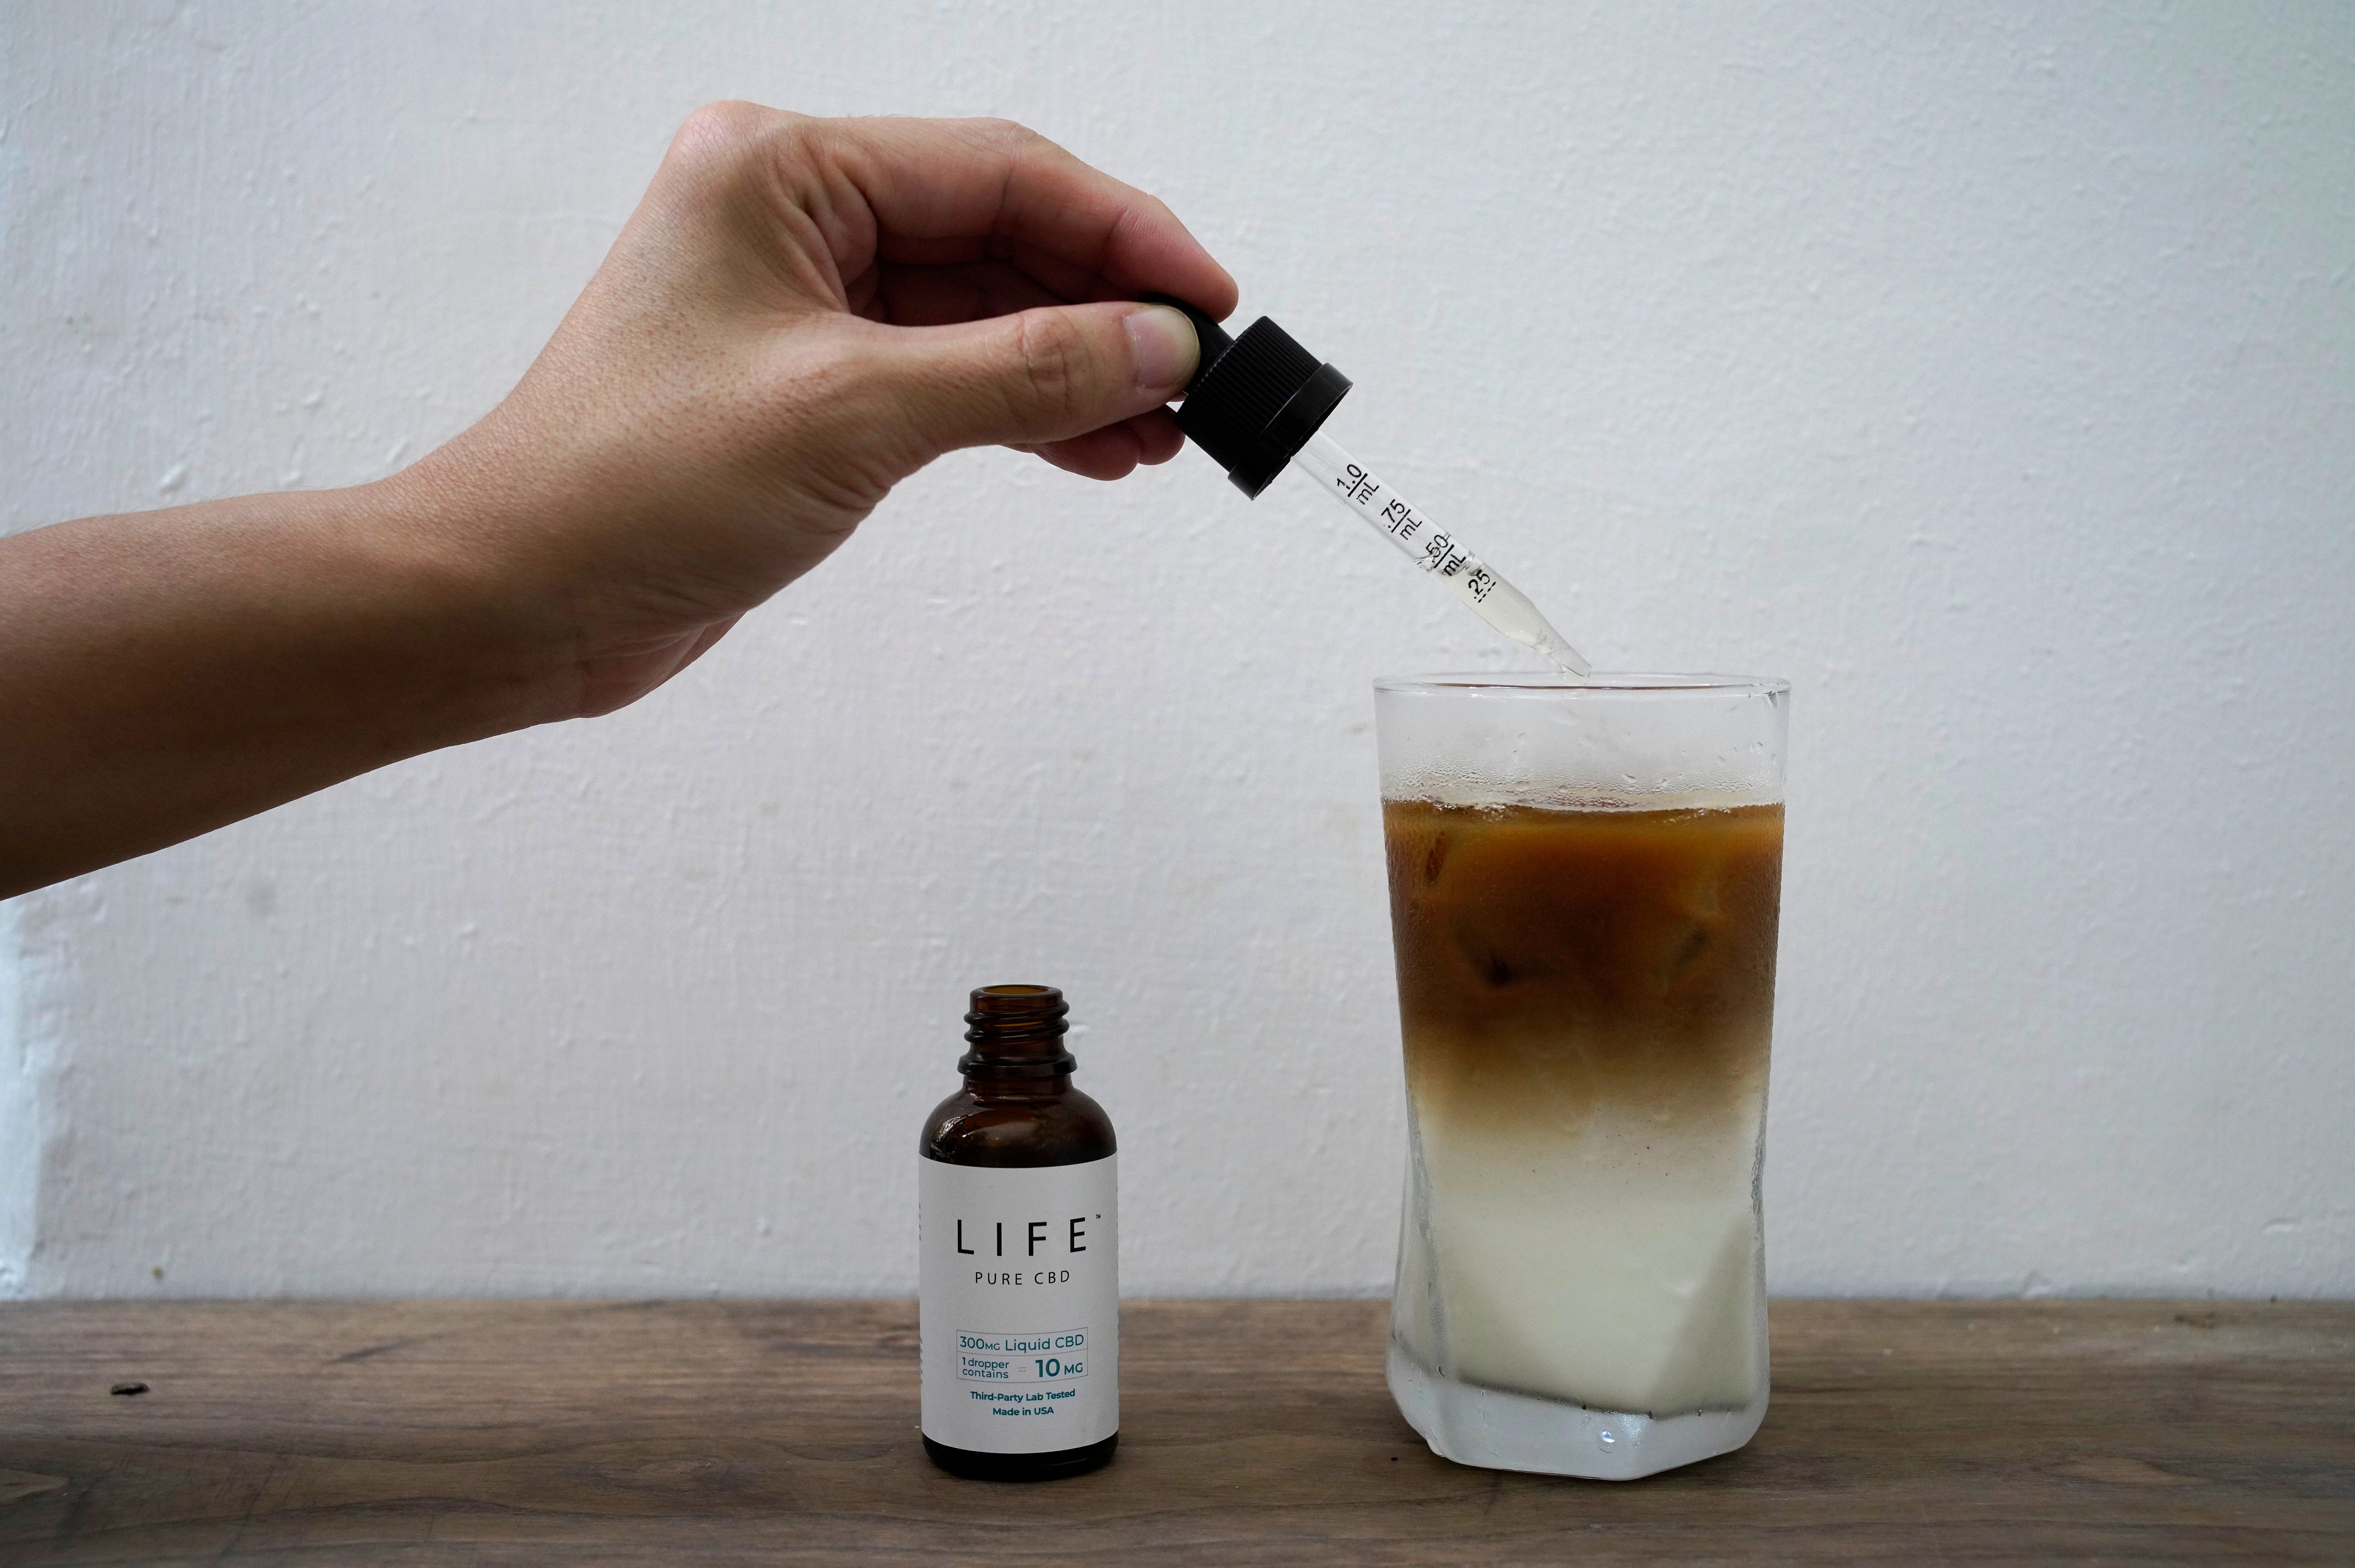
[0,1299,2347,1564]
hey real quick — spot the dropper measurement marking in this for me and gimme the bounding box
[1290,431,1590,676]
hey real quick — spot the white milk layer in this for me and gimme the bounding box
[1393,1092,1766,1416]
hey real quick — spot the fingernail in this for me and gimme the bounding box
[1125,304,1198,395]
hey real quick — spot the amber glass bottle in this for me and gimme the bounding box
[918,985,1119,1481]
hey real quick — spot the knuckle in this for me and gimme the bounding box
[971,116,1040,150]
[766,334,909,516]
[789,330,886,434]
[1012,310,1088,427]
[671,101,800,171]
[946,115,1059,173]
[677,99,760,147]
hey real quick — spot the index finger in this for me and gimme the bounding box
[796,115,1239,315]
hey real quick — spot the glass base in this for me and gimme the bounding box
[1387,1342,1766,1480]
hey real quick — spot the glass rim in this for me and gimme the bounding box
[1373,672,1790,697]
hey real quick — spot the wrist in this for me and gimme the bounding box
[335,461,586,740]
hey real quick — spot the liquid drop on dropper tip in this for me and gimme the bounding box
[1509,607,1591,679]
[1539,634,1592,680]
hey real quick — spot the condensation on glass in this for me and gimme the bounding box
[1375,674,1790,1479]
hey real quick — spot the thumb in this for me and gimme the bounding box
[877,301,1198,459]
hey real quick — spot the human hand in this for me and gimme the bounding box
[408,104,1236,717]
[0,105,1233,895]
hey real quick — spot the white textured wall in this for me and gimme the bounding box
[4,2,2351,1300]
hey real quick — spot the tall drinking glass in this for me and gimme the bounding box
[1376,674,1789,1479]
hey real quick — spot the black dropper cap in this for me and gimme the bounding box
[1145,296,1351,499]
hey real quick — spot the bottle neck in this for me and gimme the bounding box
[960,984,1077,1097]
[959,1066,1073,1102]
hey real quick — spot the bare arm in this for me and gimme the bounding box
[0,107,1233,897]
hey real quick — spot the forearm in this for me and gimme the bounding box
[0,473,573,897]
[0,108,1230,897]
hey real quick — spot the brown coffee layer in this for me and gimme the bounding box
[1385,801,1784,1142]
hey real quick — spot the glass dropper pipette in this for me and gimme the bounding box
[1286,430,1587,675]
[1150,297,1589,676]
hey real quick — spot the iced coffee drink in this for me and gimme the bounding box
[1374,675,1789,1479]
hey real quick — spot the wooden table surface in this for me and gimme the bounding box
[0,1298,2348,1564]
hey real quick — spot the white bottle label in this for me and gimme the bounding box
[919,1154,1118,1453]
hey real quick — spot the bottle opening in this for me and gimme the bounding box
[963,984,1074,1073]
